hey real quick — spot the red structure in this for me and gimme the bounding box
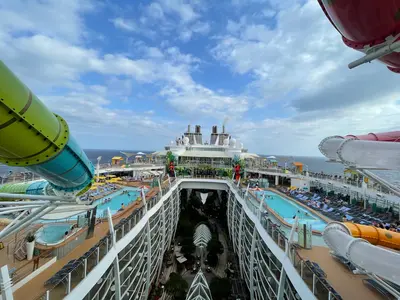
[317,0,400,73]
[168,161,175,177]
[342,131,400,142]
[234,164,241,181]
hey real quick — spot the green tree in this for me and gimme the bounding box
[207,252,218,267]
[165,272,188,300]
[210,278,231,300]
[207,238,224,255]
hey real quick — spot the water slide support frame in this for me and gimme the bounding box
[348,35,400,70]
[0,192,83,240]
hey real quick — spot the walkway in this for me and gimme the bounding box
[298,246,384,300]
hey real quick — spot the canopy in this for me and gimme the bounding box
[39,205,95,220]
[267,155,276,159]
[293,162,303,173]
[137,152,145,155]
[111,156,123,160]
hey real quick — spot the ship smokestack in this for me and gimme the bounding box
[222,125,225,133]
[188,125,191,133]
[212,126,217,134]
[195,125,201,133]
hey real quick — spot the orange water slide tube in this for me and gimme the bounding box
[344,222,400,250]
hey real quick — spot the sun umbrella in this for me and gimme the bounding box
[267,156,276,159]
[137,152,145,155]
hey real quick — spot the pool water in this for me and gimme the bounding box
[36,223,72,245]
[254,190,327,232]
[95,187,146,217]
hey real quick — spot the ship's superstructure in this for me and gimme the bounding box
[155,125,258,168]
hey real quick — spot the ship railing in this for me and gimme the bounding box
[226,177,342,299]
[290,248,342,299]
[247,167,388,194]
[11,249,54,286]
[34,177,178,299]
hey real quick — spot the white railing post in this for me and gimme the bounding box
[0,266,13,300]
[249,226,257,300]
[107,208,121,300]
[237,208,245,278]
[167,174,171,188]
[157,176,162,196]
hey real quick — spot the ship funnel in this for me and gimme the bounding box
[187,125,191,133]
[212,126,217,134]
[195,125,201,133]
[222,125,225,133]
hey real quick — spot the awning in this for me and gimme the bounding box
[240,153,259,159]
[39,205,95,220]
[112,156,123,160]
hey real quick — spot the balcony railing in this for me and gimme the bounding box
[227,179,342,299]
[33,178,176,300]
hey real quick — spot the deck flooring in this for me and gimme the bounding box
[298,246,386,300]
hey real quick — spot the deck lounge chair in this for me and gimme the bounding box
[363,279,393,299]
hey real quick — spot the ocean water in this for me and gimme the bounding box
[0,149,152,176]
[1,151,400,187]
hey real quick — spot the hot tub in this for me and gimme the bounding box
[35,223,78,246]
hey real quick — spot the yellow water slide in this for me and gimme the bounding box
[344,222,400,250]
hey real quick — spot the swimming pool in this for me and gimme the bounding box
[95,187,147,217]
[35,223,77,246]
[254,190,327,232]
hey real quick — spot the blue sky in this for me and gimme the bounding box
[2,0,400,156]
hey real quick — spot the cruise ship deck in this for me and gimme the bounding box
[0,171,399,300]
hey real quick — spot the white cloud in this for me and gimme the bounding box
[0,0,94,43]
[146,2,165,19]
[158,0,199,23]
[110,18,137,32]
[192,21,210,34]
[210,0,400,155]
[212,0,399,110]
[235,97,400,156]
[163,84,248,118]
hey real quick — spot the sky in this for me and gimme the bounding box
[1,0,400,156]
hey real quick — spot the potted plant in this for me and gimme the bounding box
[26,232,35,261]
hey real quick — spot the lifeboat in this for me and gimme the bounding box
[317,0,400,73]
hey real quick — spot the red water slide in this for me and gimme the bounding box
[343,131,400,142]
[317,0,400,73]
